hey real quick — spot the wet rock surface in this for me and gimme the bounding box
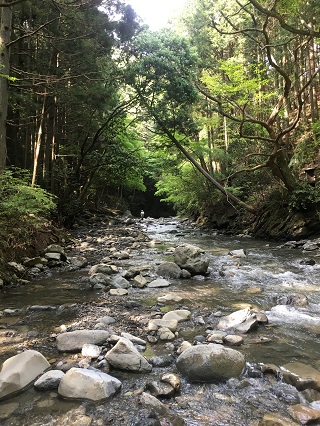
[1,215,320,424]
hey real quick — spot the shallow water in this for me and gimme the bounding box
[1,217,320,425]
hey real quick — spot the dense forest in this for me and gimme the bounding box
[0,0,320,267]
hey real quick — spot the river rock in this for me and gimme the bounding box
[228,249,247,258]
[174,244,209,275]
[109,288,128,296]
[8,261,26,275]
[105,337,152,373]
[157,294,183,303]
[217,307,255,331]
[177,340,192,354]
[139,391,167,414]
[45,244,65,254]
[223,334,243,346]
[176,343,245,382]
[0,350,51,400]
[56,330,110,352]
[145,380,176,398]
[132,274,148,288]
[156,262,181,279]
[89,263,118,275]
[89,273,111,287]
[81,344,101,358]
[162,309,191,322]
[34,370,65,390]
[67,256,88,268]
[120,332,147,346]
[280,362,320,390]
[58,367,121,401]
[161,372,181,391]
[148,319,178,332]
[148,278,171,288]
[110,274,130,289]
[158,327,175,340]
[288,404,320,424]
[259,412,300,425]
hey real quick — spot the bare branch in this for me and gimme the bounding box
[247,0,320,37]
[7,17,60,47]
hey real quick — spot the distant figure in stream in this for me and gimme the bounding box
[140,210,145,220]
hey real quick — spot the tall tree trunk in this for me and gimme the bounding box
[0,3,12,172]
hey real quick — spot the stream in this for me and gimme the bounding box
[0,216,320,425]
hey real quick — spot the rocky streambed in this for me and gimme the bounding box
[1,215,320,425]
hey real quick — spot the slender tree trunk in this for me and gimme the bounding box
[0,3,12,172]
[32,95,46,186]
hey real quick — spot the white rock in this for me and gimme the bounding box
[157,294,182,303]
[0,350,50,400]
[148,319,178,332]
[109,288,128,296]
[58,368,121,401]
[81,344,101,358]
[163,310,191,322]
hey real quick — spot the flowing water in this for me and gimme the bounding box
[0,217,320,425]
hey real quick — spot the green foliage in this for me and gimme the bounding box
[126,29,200,136]
[289,182,320,210]
[0,168,56,222]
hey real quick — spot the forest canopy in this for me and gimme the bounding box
[0,0,319,234]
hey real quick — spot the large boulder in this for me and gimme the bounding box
[174,244,209,276]
[56,330,110,352]
[58,368,121,401]
[156,262,181,279]
[105,337,152,373]
[0,350,50,400]
[176,343,245,382]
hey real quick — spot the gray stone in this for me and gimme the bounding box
[132,274,148,288]
[148,278,171,288]
[110,275,130,289]
[89,273,111,287]
[89,263,118,275]
[56,330,110,352]
[58,367,121,401]
[34,370,65,390]
[105,337,152,373]
[174,244,209,276]
[176,343,245,383]
[156,262,181,279]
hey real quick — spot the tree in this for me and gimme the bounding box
[126,29,257,213]
[183,0,320,195]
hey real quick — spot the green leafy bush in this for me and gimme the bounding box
[0,168,56,223]
[289,182,320,210]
